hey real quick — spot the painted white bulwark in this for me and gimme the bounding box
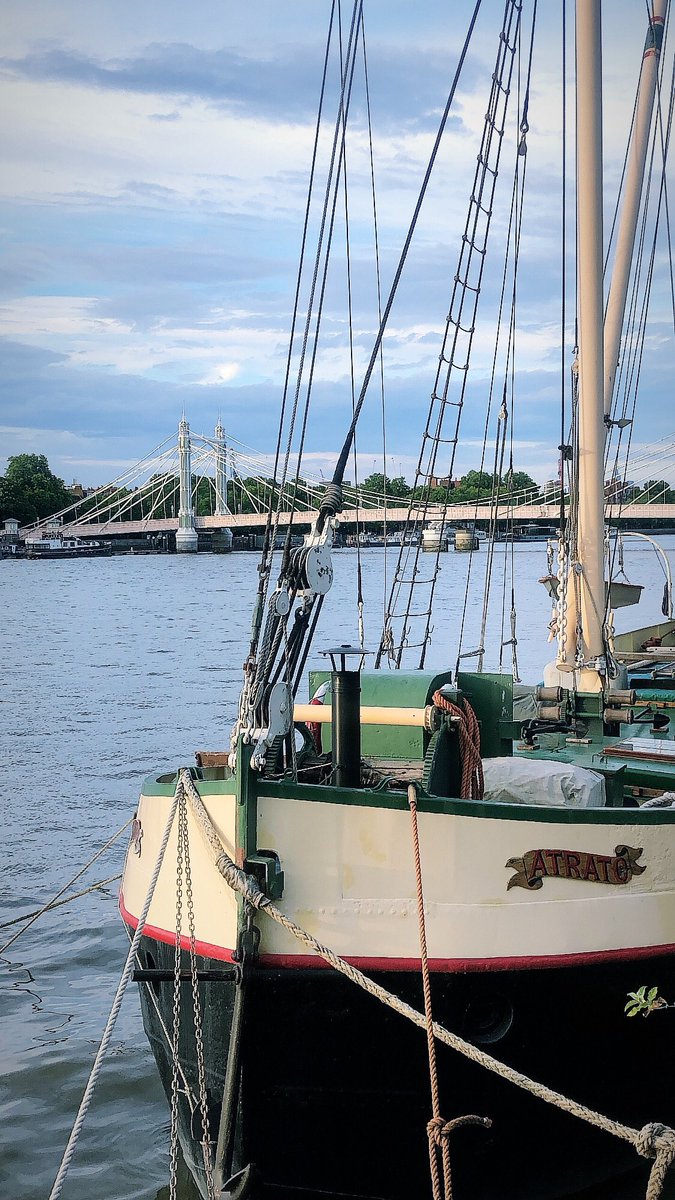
[122,784,675,969]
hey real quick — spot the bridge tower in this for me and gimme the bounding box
[214,420,228,516]
[175,416,198,553]
[212,420,233,553]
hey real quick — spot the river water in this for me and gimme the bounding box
[2,539,674,1200]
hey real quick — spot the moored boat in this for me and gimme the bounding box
[24,532,112,559]
[120,3,675,1198]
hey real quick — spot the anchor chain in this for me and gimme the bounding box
[169,795,185,1200]
[183,798,216,1197]
[170,788,215,1200]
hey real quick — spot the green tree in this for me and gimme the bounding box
[506,470,539,498]
[361,473,411,498]
[448,470,496,502]
[635,479,674,504]
[447,469,539,503]
[0,454,75,525]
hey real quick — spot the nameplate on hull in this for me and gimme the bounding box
[505,845,646,891]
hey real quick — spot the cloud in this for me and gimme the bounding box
[1,2,672,499]
[0,40,481,135]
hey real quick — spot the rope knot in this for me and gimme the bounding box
[427,1114,493,1147]
[636,1122,675,1162]
[636,1123,675,1200]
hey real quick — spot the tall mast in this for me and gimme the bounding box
[575,0,606,679]
[604,1,667,414]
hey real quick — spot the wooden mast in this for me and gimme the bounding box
[604,1,668,414]
[574,0,607,688]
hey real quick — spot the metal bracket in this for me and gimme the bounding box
[244,850,285,900]
[251,680,293,770]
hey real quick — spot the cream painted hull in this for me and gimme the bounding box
[121,779,675,968]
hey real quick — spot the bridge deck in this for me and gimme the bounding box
[23,503,675,538]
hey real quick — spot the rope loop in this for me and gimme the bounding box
[319,481,343,516]
[427,1114,493,1147]
[213,852,269,909]
[636,1123,675,1200]
[432,691,484,800]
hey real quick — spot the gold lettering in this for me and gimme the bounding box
[582,854,600,882]
[544,850,564,876]
[563,851,581,879]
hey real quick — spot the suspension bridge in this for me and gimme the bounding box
[16,419,675,552]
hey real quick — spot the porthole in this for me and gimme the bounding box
[463,994,514,1044]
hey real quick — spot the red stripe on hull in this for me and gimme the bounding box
[119,892,675,972]
[119,891,238,964]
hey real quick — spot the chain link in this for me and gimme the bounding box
[183,801,216,1199]
[170,791,216,1200]
[169,797,184,1200]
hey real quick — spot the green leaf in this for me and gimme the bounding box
[626,1007,640,1017]
[647,986,659,1003]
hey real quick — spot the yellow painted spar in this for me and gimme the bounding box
[293,703,432,727]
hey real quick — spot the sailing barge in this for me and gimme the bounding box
[121,1,675,1197]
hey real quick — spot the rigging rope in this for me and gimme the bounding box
[244,0,353,674]
[376,0,522,670]
[318,0,485,526]
[236,2,367,749]
[337,1,366,648]
[360,11,390,627]
[604,16,674,616]
[236,2,485,752]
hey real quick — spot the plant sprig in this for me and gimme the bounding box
[625,985,668,1018]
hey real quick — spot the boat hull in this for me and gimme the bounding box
[121,773,675,1197]
[127,926,675,1200]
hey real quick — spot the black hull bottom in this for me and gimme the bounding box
[132,932,675,1200]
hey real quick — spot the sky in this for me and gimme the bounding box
[1,0,673,490]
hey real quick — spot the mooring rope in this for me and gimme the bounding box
[408,783,491,1200]
[178,768,675,1200]
[0,873,121,933]
[48,795,179,1200]
[410,778,451,1199]
[1,817,132,955]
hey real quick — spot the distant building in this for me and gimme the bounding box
[429,476,459,490]
[604,476,634,503]
[0,518,20,556]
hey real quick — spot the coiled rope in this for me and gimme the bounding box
[178,768,675,1200]
[432,692,484,800]
[48,794,179,1200]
